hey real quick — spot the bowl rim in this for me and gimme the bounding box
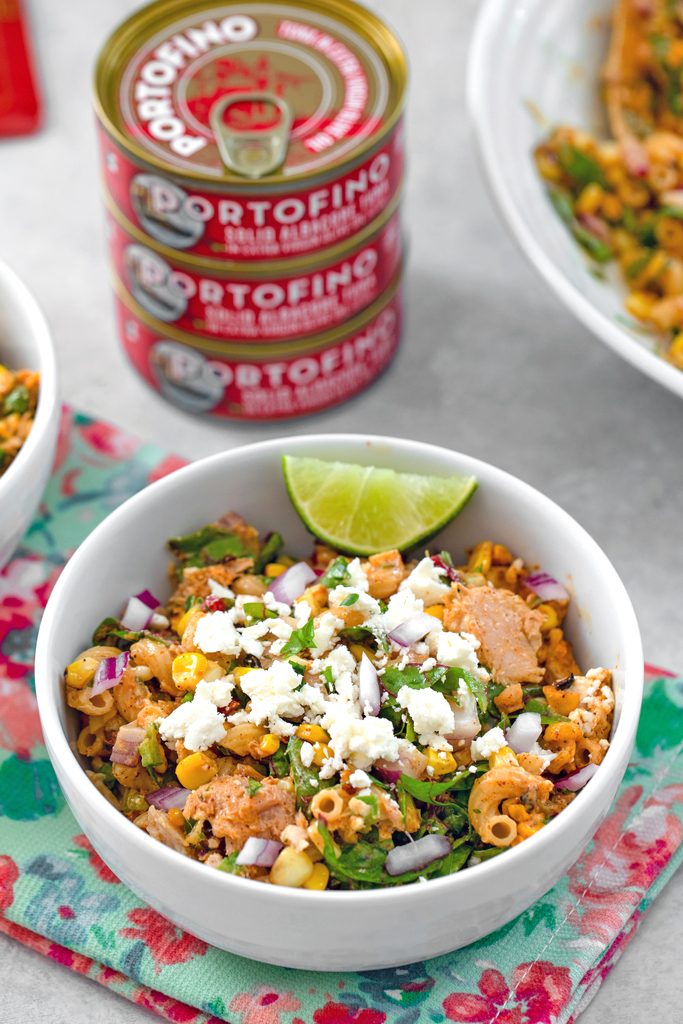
[35,433,644,905]
[0,261,59,502]
[466,0,683,402]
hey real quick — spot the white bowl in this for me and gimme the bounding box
[35,435,643,971]
[468,0,683,400]
[0,263,59,568]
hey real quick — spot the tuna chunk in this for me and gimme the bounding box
[183,775,296,852]
[444,584,544,684]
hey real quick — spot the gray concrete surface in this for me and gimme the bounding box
[0,0,681,1021]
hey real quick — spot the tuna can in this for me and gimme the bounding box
[106,193,402,341]
[94,0,407,262]
[113,269,402,420]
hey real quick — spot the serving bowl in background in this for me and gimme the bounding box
[35,434,643,970]
[468,0,683,400]
[0,262,59,569]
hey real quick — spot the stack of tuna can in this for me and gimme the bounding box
[94,0,407,420]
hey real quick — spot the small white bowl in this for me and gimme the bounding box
[468,0,683,400]
[0,263,59,568]
[35,435,642,971]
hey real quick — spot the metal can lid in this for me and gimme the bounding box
[95,0,407,186]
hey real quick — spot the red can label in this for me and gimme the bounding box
[98,118,404,261]
[107,206,401,342]
[115,287,401,420]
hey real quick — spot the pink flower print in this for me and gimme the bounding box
[230,988,302,1024]
[79,420,141,460]
[120,907,208,966]
[0,678,43,753]
[148,455,187,484]
[72,835,120,884]
[0,856,19,914]
[312,1003,387,1024]
[443,962,571,1024]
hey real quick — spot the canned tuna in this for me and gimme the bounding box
[106,196,402,341]
[114,271,402,420]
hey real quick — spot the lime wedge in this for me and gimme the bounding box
[282,455,477,555]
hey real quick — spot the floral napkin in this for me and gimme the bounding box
[1,408,682,1024]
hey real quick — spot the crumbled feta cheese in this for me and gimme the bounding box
[194,611,241,656]
[421,657,437,672]
[159,699,226,752]
[380,589,424,633]
[312,611,343,656]
[346,558,370,592]
[263,590,292,617]
[237,661,327,736]
[328,586,381,617]
[267,617,294,655]
[430,630,488,681]
[396,686,455,750]
[470,726,507,761]
[293,600,312,627]
[239,620,270,658]
[527,741,556,770]
[400,556,450,606]
[322,708,399,769]
[299,741,315,767]
[208,578,234,600]
[312,646,358,703]
[348,768,372,789]
[194,676,234,707]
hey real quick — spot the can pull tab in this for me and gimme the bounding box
[210,92,292,179]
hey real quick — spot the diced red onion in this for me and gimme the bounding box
[374,744,427,782]
[577,212,610,242]
[136,589,160,610]
[621,136,649,178]
[385,834,451,876]
[359,653,381,716]
[555,762,600,792]
[506,712,542,754]
[373,762,402,783]
[524,572,569,603]
[388,613,439,647]
[110,723,145,766]
[149,612,169,630]
[92,651,129,695]
[266,562,316,606]
[236,837,283,868]
[430,555,459,582]
[146,786,190,810]
[121,596,153,631]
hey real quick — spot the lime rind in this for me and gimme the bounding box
[282,455,478,556]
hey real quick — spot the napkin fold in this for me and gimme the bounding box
[1,408,682,1024]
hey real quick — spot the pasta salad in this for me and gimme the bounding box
[0,364,39,478]
[64,514,614,890]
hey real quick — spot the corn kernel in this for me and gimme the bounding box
[256,733,281,757]
[489,746,518,769]
[264,562,286,578]
[172,609,193,637]
[312,742,332,767]
[426,747,457,776]
[296,723,329,744]
[516,822,543,842]
[65,656,99,689]
[270,847,314,887]
[233,666,254,681]
[575,182,604,216]
[669,333,683,368]
[625,290,655,322]
[303,862,330,890]
[467,541,493,574]
[168,808,185,829]
[176,752,218,789]
[425,604,444,621]
[536,603,559,632]
[172,651,208,691]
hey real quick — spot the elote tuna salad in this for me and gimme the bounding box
[0,364,39,478]
[65,514,614,889]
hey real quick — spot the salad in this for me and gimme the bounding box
[64,514,614,890]
[0,364,39,478]
[534,0,683,370]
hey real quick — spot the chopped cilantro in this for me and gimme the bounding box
[246,778,263,797]
[322,666,335,692]
[281,618,315,657]
[320,557,351,588]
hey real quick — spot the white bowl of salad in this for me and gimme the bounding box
[35,435,642,970]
